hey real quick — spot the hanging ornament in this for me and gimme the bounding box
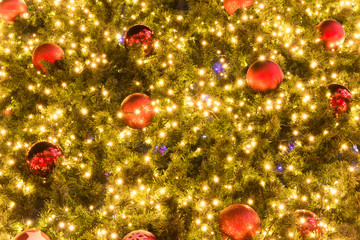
[223,0,254,15]
[125,25,155,56]
[295,210,322,238]
[0,0,27,24]
[26,141,63,177]
[117,34,125,45]
[218,204,261,240]
[4,107,13,115]
[213,62,226,76]
[32,43,64,72]
[120,93,155,129]
[353,145,359,153]
[246,60,283,92]
[122,230,157,240]
[154,144,168,156]
[14,229,50,240]
[288,139,297,151]
[318,20,345,50]
[327,84,352,118]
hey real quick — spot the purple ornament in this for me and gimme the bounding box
[288,139,296,150]
[213,62,226,75]
[154,144,168,156]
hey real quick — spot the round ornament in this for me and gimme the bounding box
[295,210,322,238]
[218,204,261,240]
[14,229,50,240]
[213,62,226,76]
[224,0,254,15]
[122,230,157,240]
[125,25,155,56]
[4,107,13,115]
[32,43,64,72]
[246,60,283,92]
[26,141,63,177]
[318,20,345,50]
[327,83,352,118]
[0,0,27,24]
[120,93,154,129]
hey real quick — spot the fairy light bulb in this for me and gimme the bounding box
[265,164,271,170]
[81,108,88,115]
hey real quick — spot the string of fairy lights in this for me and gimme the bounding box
[0,0,360,239]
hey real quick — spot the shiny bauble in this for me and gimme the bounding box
[32,43,64,72]
[224,0,254,15]
[295,210,322,238]
[327,83,352,118]
[26,141,63,177]
[318,20,345,50]
[218,204,261,240]
[4,108,13,115]
[125,25,155,56]
[120,93,154,129]
[122,230,157,240]
[246,60,283,92]
[0,0,26,24]
[14,229,50,240]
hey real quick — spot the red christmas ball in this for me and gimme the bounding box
[125,25,155,56]
[295,210,322,238]
[327,84,352,118]
[14,229,50,240]
[318,20,345,50]
[4,108,13,115]
[0,0,27,24]
[122,230,157,240]
[120,93,154,129]
[224,0,254,15]
[218,204,261,240]
[26,141,63,177]
[246,60,283,92]
[32,43,64,72]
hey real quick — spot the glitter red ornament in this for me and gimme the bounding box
[122,230,157,240]
[327,83,352,118]
[4,107,13,115]
[26,141,63,177]
[295,210,322,239]
[32,43,64,72]
[246,60,283,93]
[125,25,155,56]
[223,0,254,15]
[120,93,155,129]
[318,20,345,50]
[0,0,27,24]
[14,229,51,240]
[218,204,261,240]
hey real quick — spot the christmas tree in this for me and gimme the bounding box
[0,0,360,239]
